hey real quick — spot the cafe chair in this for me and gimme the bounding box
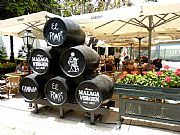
[6,76,21,98]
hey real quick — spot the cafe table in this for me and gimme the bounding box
[5,71,29,77]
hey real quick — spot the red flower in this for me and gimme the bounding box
[119,71,128,79]
[122,71,128,76]
[150,64,156,70]
[143,71,147,75]
[165,76,171,82]
[175,71,180,76]
[131,70,138,75]
[119,75,125,79]
[156,71,163,76]
[176,69,180,72]
[164,65,169,69]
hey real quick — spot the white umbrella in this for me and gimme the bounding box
[0,11,61,39]
[84,2,180,37]
[71,1,180,69]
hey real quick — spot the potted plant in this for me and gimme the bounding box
[114,65,180,98]
[0,62,16,74]
[114,65,180,125]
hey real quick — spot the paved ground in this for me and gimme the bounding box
[0,60,180,135]
[0,95,179,135]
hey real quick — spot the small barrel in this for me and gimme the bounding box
[75,74,114,111]
[44,76,69,106]
[43,17,85,47]
[60,45,100,77]
[29,46,64,75]
[19,73,48,101]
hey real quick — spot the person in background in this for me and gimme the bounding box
[100,59,113,72]
[22,61,28,71]
[15,61,23,72]
[124,56,129,61]
[153,58,162,71]
[114,49,121,71]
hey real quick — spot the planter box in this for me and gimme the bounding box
[114,83,180,101]
[114,83,180,125]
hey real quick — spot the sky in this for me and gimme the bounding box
[91,0,180,6]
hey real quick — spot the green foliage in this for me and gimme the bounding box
[0,0,127,19]
[5,0,36,16]
[0,62,16,69]
[0,46,8,60]
[17,45,27,59]
[0,0,55,18]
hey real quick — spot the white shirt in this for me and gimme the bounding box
[114,52,120,58]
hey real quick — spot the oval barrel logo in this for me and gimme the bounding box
[44,77,68,105]
[43,18,66,46]
[20,78,38,101]
[75,82,102,110]
[60,48,85,77]
[29,49,50,74]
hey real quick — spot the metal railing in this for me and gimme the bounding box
[132,49,180,61]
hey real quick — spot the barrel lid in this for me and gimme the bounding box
[29,49,50,75]
[19,77,39,101]
[75,81,103,111]
[60,48,86,77]
[43,18,67,46]
[44,76,68,105]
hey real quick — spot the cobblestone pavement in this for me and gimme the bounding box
[0,96,179,135]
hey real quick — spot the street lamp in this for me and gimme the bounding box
[22,29,35,108]
[22,29,35,74]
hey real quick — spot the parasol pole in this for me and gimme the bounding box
[129,43,133,60]
[135,37,145,65]
[147,15,153,70]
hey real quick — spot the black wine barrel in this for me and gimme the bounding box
[60,45,100,77]
[44,76,69,106]
[19,73,48,101]
[43,17,85,47]
[75,74,113,110]
[29,46,64,75]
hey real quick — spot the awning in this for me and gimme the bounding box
[69,1,180,69]
[77,2,180,40]
[0,11,61,39]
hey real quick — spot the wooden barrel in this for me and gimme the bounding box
[19,73,49,101]
[44,76,69,106]
[43,17,85,47]
[29,46,64,75]
[75,74,114,110]
[60,45,100,77]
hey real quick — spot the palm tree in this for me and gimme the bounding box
[17,45,27,59]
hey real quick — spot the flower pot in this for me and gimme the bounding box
[114,83,180,101]
[114,83,180,125]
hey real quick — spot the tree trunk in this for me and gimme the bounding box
[10,36,14,62]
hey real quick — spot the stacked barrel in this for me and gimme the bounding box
[19,17,113,111]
